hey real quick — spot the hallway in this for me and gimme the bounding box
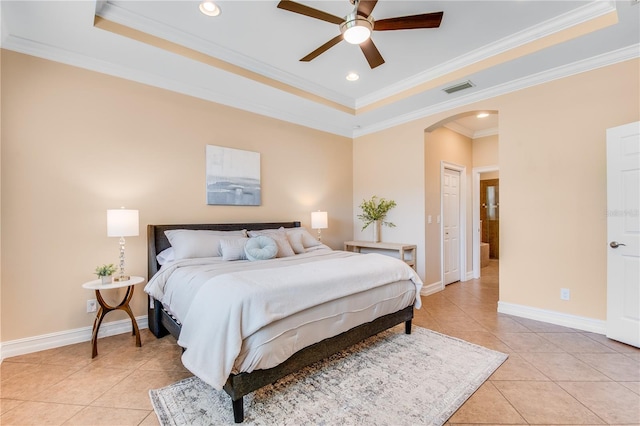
[414,260,640,425]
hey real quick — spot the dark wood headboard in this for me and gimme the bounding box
[147,221,301,278]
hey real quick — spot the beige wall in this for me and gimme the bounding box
[473,134,499,168]
[498,60,638,319]
[480,171,500,180]
[354,58,639,321]
[1,49,638,346]
[353,124,426,278]
[0,50,353,342]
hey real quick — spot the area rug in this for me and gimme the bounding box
[150,326,508,425]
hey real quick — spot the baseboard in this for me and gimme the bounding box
[497,301,606,334]
[421,281,443,296]
[0,316,148,361]
[464,271,474,281]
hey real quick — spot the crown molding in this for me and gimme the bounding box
[2,20,636,140]
[443,122,474,138]
[356,0,617,108]
[97,1,354,109]
[1,33,354,138]
[474,127,499,139]
[442,122,499,139]
[354,43,640,138]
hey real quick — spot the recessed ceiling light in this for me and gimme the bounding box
[199,1,221,17]
[477,112,490,118]
[346,72,360,81]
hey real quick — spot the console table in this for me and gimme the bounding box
[344,241,417,270]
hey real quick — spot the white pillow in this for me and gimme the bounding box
[156,247,175,265]
[248,227,295,257]
[287,232,305,254]
[286,227,322,249]
[247,227,286,237]
[164,229,247,260]
[220,238,249,261]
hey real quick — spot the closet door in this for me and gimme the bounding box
[443,168,461,284]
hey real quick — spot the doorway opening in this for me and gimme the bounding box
[472,165,499,278]
[424,110,499,291]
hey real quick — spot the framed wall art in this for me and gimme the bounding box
[206,145,261,206]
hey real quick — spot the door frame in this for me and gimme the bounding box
[606,121,640,347]
[440,161,467,285]
[472,165,499,278]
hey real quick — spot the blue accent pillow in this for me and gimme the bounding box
[244,236,278,261]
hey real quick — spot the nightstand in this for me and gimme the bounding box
[344,241,417,270]
[82,276,145,358]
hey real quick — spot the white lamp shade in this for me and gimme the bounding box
[311,211,328,229]
[107,209,139,237]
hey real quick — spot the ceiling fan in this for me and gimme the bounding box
[277,0,444,69]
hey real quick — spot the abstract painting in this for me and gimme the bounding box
[206,145,261,206]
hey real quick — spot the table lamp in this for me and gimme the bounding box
[311,211,328,241]
[107,208,139,282]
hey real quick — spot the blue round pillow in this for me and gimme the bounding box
[244,236,278,261]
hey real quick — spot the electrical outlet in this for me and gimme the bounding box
[560,288,570,301]
[87,299,97,313]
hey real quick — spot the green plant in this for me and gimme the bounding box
[95,264,116,277]
[357,196,397,230]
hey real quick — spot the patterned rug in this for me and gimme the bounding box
[150,326,507,425]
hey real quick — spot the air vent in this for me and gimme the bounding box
[443,80,475,94]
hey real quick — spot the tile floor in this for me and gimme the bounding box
[1,260,638,425]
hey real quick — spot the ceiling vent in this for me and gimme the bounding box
[443,80,475,94]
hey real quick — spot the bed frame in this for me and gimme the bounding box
[147,221,414,423]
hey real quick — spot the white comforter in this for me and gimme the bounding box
[145,250,422,390]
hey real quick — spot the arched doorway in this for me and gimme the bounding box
[424,110,499,290]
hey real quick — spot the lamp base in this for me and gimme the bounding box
[113,275,130,282]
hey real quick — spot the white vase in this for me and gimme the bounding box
[101,275,112,285]
[372,220,381,243]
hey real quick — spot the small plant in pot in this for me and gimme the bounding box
[357,195,397,242]
[95,264,117,284]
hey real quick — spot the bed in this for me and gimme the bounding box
[146,221,422,423]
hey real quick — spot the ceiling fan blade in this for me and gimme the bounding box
[359,38,385,69]
[374,12,443,31]
[357,0,378,18]
[300,34,344,62]
[277,0,344,25]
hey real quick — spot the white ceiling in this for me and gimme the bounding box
[1,1,638,137]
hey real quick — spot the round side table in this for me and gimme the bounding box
[82,276,145,358]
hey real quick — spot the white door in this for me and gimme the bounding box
[606,121,640,348]
[443,168,461,284]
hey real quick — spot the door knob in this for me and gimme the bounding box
[610,241,627,249]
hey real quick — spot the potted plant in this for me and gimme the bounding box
[357,195,397,242]
[95,264,117,284]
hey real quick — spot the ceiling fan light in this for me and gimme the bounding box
[199,1,221,17]
[341,16,373,45]
[343,25,371,44]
